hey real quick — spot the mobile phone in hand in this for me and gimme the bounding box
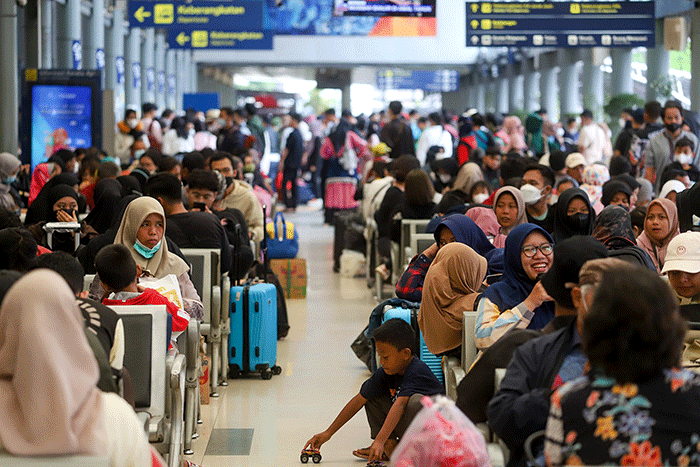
[192,202,206,211]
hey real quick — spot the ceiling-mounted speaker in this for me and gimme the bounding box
[664,16,687,52]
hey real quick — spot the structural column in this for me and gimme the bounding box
[141,28,155,105]
[691,8,700,112]
[40,0,53,68]
[646,19,670,102]
[105,9,125,119]
[166,48,176,110]
[540,56,559,121]
[559,49,581,118]
[0,1,18,154]
[475,69,486,112]
[611,48,634,96]
[155,33,167,111]
[176,50,186,110]
[496,76,508,114]
[125,27,141,110]
[86,0,105,81]
[58,0,81,69]
[523,57,540,113]
[582,49,605,120]
[190,52,198,95]
[507,62,522,113]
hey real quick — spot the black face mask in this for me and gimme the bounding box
[665,122,682,134]
[567,212,589,231]
[52,208,76,222]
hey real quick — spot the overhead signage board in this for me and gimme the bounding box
[128,1,262,29]
[167,29,273,49]
[377,70,460,93]
[466,1,655,48]
[334,0,435,17]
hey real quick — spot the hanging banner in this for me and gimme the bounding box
[116,57,125,85]
[132,62,141,89]
[72,40,82,69]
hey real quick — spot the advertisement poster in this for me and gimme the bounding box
[263,0,435,36]
[334,0,435,17]
[30,85,92,168]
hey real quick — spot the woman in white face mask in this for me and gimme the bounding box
[115,109,150,164]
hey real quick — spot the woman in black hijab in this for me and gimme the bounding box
[27,184,81,252]
[552,187,596,243]
[24,173,80,226]
[84,178,124,234]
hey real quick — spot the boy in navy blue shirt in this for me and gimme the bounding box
[304,319,444,463]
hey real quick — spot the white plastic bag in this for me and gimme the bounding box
[340,249,366,278]
[391,396,492,467]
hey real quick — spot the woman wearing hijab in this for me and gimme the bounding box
[552,187,596,243]
[419,243,488,357]
[452,162,485,196]
[320,116,369,224]
[396,214,496,302]
[0,153,21,212]
[492,186,528,248]
[503,116,527,155]
[84,178,124,234]
[466,206,500,241]
[0,270,158,465]
[601,180,632,210]
[24,172,80,226]
[637,198,680,273]
[476,223,555,350]
[579,164,610,213]
[89,196,203,320]
[26,184,85,253]
[592,205,656,270]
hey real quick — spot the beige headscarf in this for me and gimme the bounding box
[418,242,488,355]
[636,197,680,273]
[0,270,106,455]
[492,186,528,248]
[453,162,485,195]
[114,196,189,277]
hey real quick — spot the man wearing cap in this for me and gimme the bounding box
[577,109,609,165]
[486,237,610,467]
[662,232,700,305]
[564,152,586,184]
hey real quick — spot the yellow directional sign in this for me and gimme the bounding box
[471,4,478,13]
[134,6,152,23]
[176,32,190,46]
[191,31,208,47]
[470,20,479,29]
[154,4,174,24]
[482,3,492,14]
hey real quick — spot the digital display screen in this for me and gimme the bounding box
[30,85,92,169]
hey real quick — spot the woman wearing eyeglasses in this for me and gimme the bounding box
[475,224,555,350]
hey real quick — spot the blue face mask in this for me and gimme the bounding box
[2,175,16,185]
[134,239,162,259]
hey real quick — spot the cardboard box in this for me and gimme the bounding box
[270,258,307,299]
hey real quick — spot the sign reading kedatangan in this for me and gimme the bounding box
[466,1,655,48]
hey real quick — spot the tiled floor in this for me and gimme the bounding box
[185,209,378,467]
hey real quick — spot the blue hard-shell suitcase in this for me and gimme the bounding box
[382,307,444,384]
[229,283,281,379]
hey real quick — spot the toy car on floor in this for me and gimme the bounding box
[300,448,322,463]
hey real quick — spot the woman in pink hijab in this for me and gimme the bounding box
[636,198,680,273]
[0,269,163,466]
[503,116,528,154]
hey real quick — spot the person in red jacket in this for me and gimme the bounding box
[96,244,190,348]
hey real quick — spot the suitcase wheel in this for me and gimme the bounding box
[272,365,282,375]
[261,369,273,380]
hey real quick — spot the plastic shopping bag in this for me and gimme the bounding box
[391,396,492,467]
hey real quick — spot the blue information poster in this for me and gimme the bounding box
[466,1,655,48]
[377,70,459,93]
[30,85,92,170]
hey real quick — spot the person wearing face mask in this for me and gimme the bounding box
[88,196,204,320]
[26,184,85,253]
[552,187,596,243]
[659,136,700,184]
[521,164,555,234]
[115,109,150,164]
[644,100,699,192]
[0,153,21,212]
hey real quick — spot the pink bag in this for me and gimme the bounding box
[391,396,492,467]
[253,185,272,218]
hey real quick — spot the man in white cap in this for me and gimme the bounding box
[564,152,586,184]
[662,232,700,304]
